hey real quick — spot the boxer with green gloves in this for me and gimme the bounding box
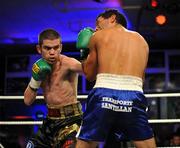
[24,29,83,148]
[76,27,94,60]
[29,58,52,91]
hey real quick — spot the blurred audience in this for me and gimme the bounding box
[170,132,180,147]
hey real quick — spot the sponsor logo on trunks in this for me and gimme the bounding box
[101,97,133,112]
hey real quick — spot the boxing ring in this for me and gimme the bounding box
[0,93,180,125]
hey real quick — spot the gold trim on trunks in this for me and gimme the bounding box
[47,102,83,119]
[53,123,80,144]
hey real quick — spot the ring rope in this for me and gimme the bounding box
[1,93,180,125]
[0,119,180,125]
[1,93,180,100]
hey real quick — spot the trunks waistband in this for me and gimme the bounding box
[94,73,143,92]
[47,102,83,120]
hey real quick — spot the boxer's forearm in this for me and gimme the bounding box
[24,85,37,106]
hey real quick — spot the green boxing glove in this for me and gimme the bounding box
[76,27,94,60]
[29,58,52,91]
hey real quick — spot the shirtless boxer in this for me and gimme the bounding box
[24,29,83,148]
[76,9,156,148]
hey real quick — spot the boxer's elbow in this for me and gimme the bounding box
[87,77,96,82]
[24,88,36,106]
[24,94,33,106]
[83,64,97,81]
[24,98,32,106]
[85,72,96,82]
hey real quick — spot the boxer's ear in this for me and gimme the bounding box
[110,14,116,24]
[36,45,41,54]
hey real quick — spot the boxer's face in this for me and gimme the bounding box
[96,15,116,31]
[37,38,62,64]
[96,16,108,31]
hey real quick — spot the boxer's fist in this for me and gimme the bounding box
[76,27,94,60]
[29,58,52,90]
[76,27,94,49]
[32,58,52,81]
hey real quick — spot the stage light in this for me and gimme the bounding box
[151,0,158,8]
[147,0,159,10]
[155,14,167,25]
